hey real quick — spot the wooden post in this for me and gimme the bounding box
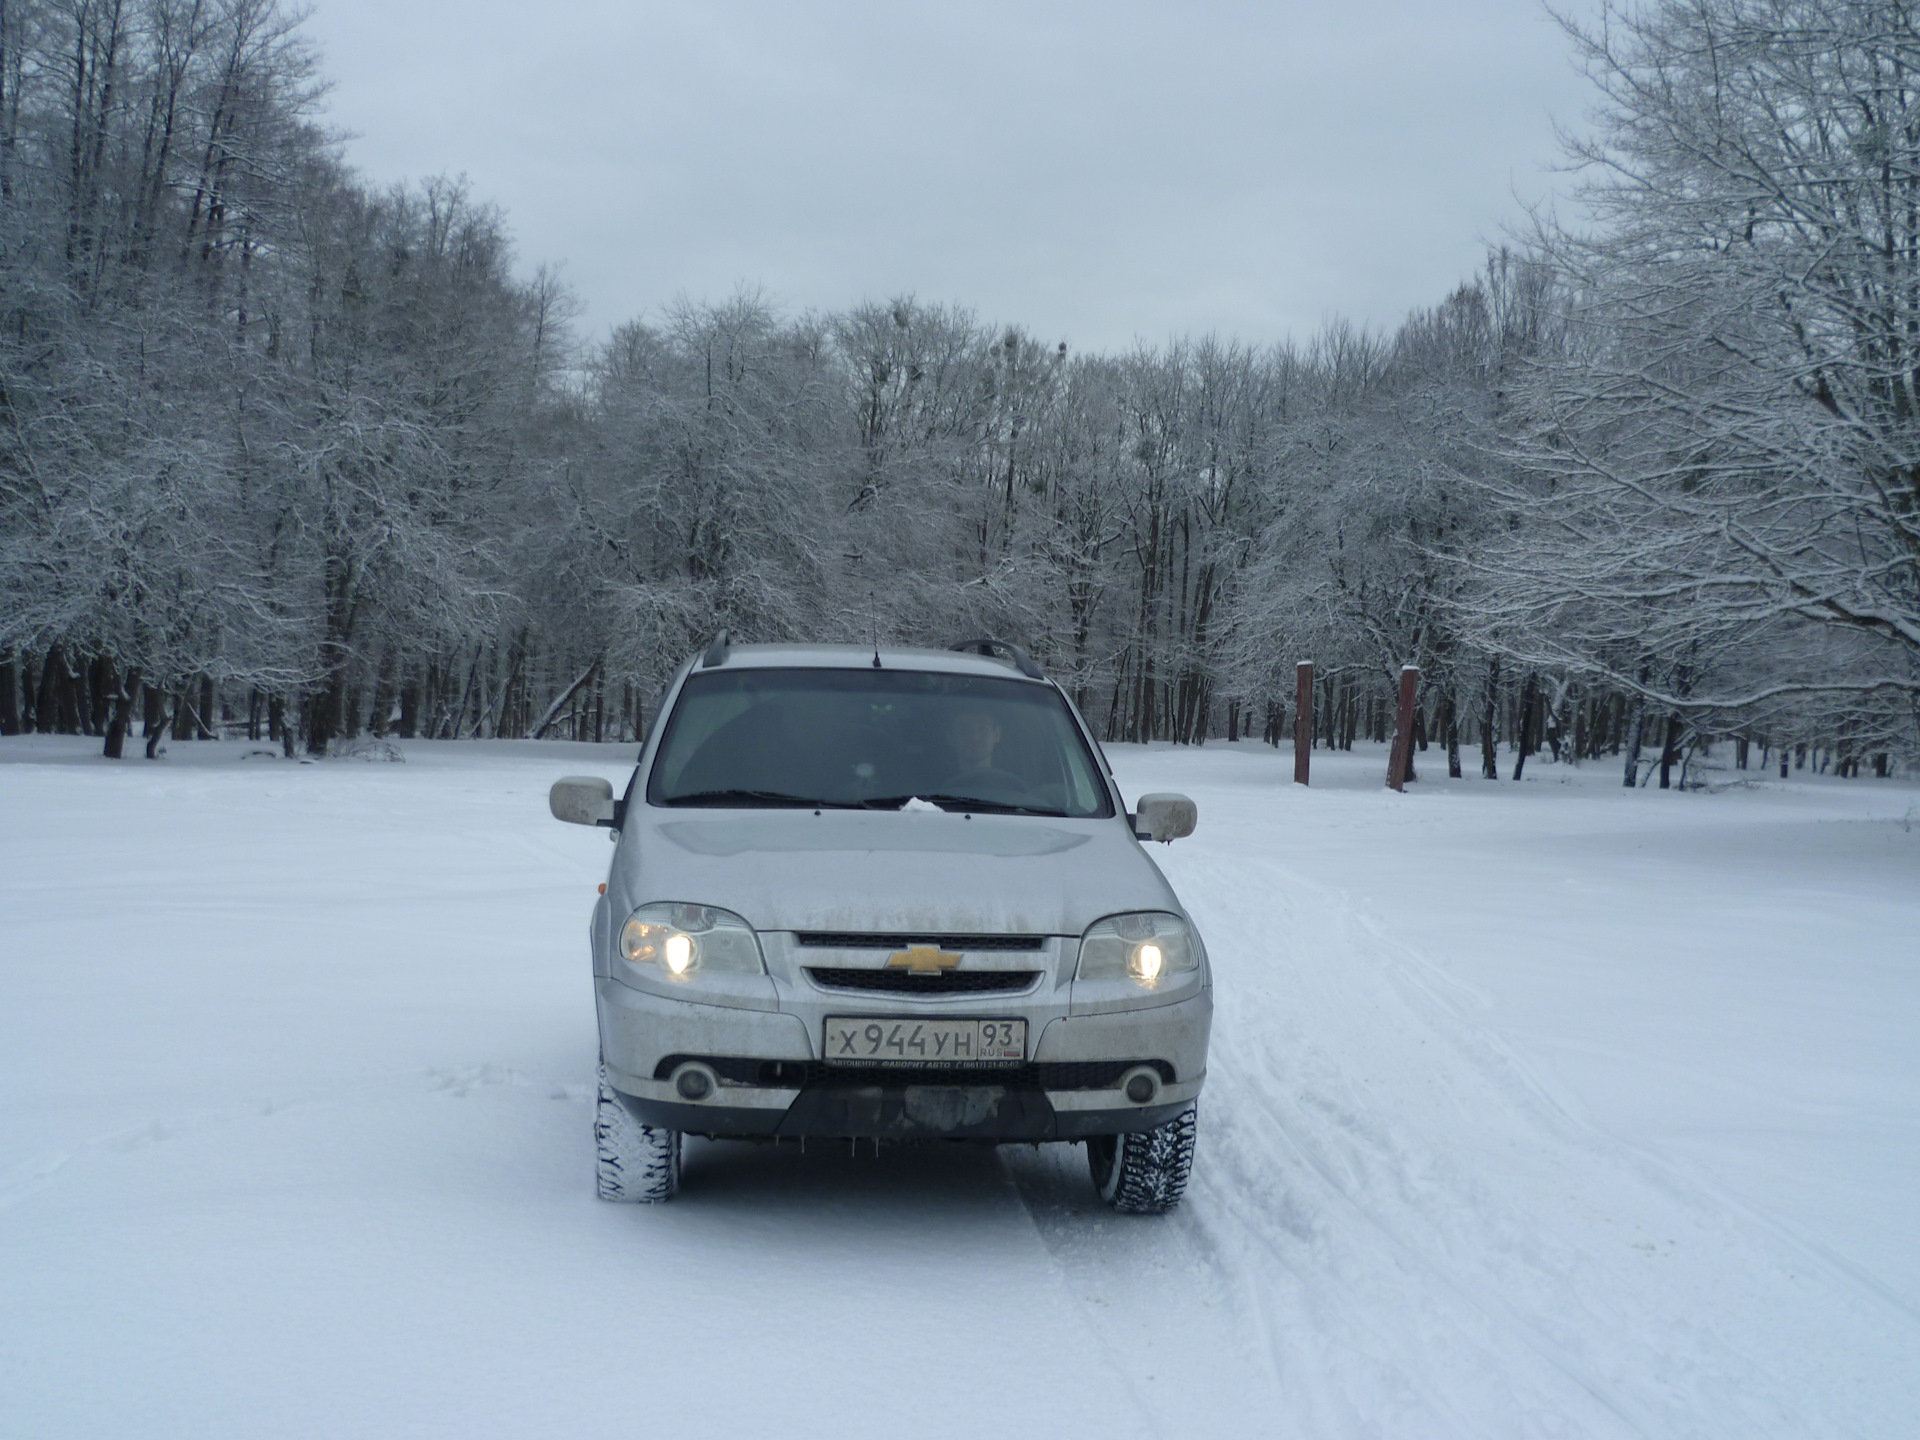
[1293,662,1313,785]
[1387,665,1420,792]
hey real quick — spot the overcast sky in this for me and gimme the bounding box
[299,0,1601,356]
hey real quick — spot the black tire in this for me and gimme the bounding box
[1087,1105,1196,1214]
[595,1065,682,1202]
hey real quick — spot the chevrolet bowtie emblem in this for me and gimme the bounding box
[886,945,962,974]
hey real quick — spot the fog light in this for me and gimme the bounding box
[1119,1065,1161,1104]
[674,1067,713,1100]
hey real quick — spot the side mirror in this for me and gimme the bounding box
[550,776,616,827]
[1132,792,1197,843]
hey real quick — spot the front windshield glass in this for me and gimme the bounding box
[647,667,1113,818]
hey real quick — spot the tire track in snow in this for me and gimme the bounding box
[1192,845,1914,1437]
[1198,868,1653,1437]
[1010,837,1918,1438]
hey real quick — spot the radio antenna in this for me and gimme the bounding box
[870,590,882,668]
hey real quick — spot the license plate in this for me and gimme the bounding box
[824,1017,1026,1066]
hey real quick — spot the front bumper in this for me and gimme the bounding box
[611,1084,1196,1142]
[596,968,1210,1142]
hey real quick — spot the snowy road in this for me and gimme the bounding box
[3,736,1915,1437]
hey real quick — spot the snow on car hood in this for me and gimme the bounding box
[620,807,1180,935]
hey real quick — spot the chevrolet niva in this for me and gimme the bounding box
[549,636,1210,1212]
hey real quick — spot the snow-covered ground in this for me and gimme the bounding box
[2,734,1915,1438]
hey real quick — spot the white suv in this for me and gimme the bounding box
[550,637,1210,1212]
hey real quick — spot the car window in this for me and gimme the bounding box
[647,668,1113,818]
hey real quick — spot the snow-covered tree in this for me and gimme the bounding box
[1462,0,1920,764]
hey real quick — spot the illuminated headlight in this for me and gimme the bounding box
[619,902,764,982]
[1075,912,1199,990]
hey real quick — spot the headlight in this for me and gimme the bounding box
[619,902,764,982]
[1075,911,1199,990]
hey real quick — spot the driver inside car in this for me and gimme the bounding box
[948,710,1003,773]
[942,708,1030,799]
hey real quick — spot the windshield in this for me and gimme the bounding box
[647,667,1113,818]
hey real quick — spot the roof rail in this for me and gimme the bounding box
[701,629,731,668]
[949,636,1044,680]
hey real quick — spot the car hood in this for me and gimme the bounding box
[617,807,1179,936]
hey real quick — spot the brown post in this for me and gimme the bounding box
[1387,665,1420,792]
[1293,662,1313,785]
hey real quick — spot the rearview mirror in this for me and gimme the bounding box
[1132,792,1197,843]
[550,776,616,827]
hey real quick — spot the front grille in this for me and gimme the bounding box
[806,1063,1049,1088]
[805,967,1041,995]
[795,932,1047,952]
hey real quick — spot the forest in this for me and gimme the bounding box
[3,0,1917,781]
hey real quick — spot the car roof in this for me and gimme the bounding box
[698,643,1047,683]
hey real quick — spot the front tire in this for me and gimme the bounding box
[1087,1105,1196,1214]
[596,1065,682,1202]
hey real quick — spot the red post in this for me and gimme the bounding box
[1293,662,1313,785]
[1387,665,1420,791]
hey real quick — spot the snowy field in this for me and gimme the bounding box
[2,734,1916,1439]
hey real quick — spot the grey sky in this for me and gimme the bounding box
[300,0,1600,356]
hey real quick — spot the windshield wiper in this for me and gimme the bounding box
[859,793,1069,817]
[666,788,858,809]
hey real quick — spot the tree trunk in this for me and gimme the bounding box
[38,644,74,733]
[1388,666,1420,790]
[0,651,17,735]
[1442,690,1462,778]
[88,654,113,733]
[56,660,81,734]
[1658,713,1681,789]
[368,649,396,738]
[310,619,353,756]
[310,547,356,753]
[70,657,90,734]
[397,673,420,739]
[1293,663,1312,783]
[146,694,176,759]
[22,649,43,731]
[1512,671,1539,781]
[103,665,139,759]
[530,660,600,740]
[1480,657,1500,779]
[1621,695,1646,787]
